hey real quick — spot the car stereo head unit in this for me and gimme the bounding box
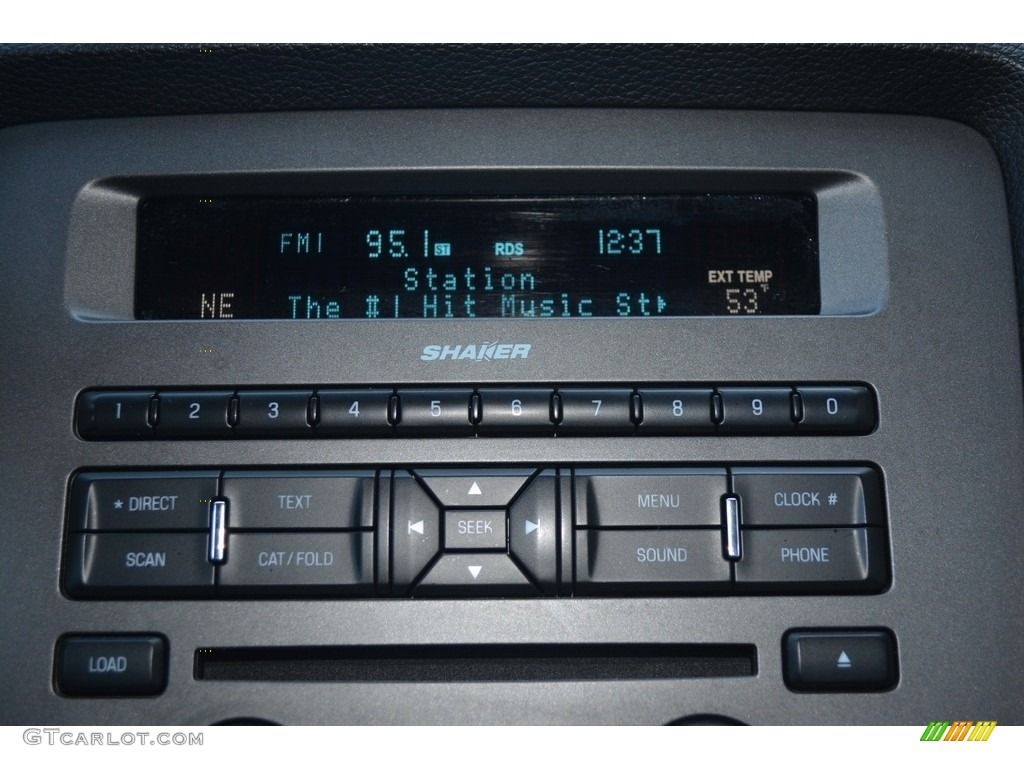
[0,109,1021,725]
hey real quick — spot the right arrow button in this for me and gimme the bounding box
[509,470,558,594]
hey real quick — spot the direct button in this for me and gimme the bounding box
[221,470,374,529]
[735,528,886,593]
[64,533,214,597]
[56,635,167,697]
[575,468,726,527]
[733,467,883,527]
[784,630,898,692]
[575,529,730,594]
[415,469,533,508]
[445,510,506,550]
[69,471,218,531]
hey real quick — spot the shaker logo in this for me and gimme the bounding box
[420,342,531,361]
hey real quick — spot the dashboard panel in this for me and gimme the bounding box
[1,45,1023,726]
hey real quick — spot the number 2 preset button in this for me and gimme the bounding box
[154,391,233,437]
[235,390,312,436]
[557,389,634,435]
[477,388,555,435]
[317,389,392,437]
[394,389,474,435]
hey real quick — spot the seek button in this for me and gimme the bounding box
[445,510,507,550]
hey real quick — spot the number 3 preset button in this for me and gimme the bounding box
[235,390,312,436]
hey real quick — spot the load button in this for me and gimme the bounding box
[56,635,167,696]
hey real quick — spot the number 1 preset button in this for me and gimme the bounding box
[557,388,634,435]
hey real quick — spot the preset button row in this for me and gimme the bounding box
[77,384,876,439]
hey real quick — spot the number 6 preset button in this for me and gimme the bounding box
[477,388,556,436]
[393,388,475,435]
[557,388,634,435]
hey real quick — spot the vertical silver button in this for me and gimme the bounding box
[208,500,228,564]
[723,495,742,561]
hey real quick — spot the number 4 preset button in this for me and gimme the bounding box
[317,389,393,437]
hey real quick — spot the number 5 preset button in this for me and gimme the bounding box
[393,389,475,435]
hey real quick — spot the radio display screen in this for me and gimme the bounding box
[135,195,819,319]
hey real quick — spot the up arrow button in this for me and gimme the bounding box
[837,651,852,668]
[415,470,533,507]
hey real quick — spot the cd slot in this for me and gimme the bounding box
[194,643,757,683]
